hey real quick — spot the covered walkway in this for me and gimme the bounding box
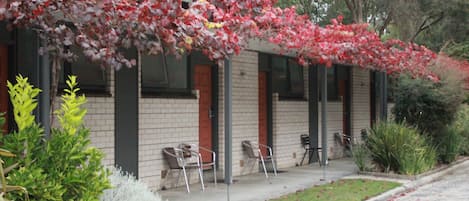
[159,158,357,201]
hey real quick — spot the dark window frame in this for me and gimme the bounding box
[141,53,194,98]
[327,66,339,101]
[59,48,109,95]
[265,53,305,99]
[319,65,350,102]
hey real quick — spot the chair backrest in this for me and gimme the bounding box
[242,140,257,158]
[162,147,181,169]
[300,134,310,148]
[179,144,192,158]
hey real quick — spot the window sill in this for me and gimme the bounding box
[141,91,197,99]
[279,96,307,101]
[57,88,111,97]
[80,91,113,97]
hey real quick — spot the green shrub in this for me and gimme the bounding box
[436,126,461,164]
[1,75,110,201]
[392,70,465,138]
[0,112,5,130]
[0,148,29,201]
[352,144,371,172]
[452,105,469,155]
[367,122,436,175]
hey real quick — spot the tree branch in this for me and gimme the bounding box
[410,12,444,42]
[378,11,393,37]
[344,0,354,15]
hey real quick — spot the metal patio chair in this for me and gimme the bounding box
[179,143,217,186]
[300,134,322,166]
[162,147,205,193]
[334,132,354,157]
[242,140,277,179]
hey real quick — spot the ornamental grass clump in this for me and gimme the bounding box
[451,105,469,156]
[352,144,371,172]
[436,126,462,164]
[367,122,436,175]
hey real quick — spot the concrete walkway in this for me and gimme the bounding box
[388,160,469,201]
[158,159,357,201]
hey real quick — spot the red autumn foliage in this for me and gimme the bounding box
[0,0,468,81]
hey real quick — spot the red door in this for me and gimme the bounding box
[194,65,213,162]
[0,45,8,133]
[258,72,268,156]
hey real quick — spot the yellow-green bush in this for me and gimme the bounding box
[1,75,109,201]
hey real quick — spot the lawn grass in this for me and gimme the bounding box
[271,179,401,201]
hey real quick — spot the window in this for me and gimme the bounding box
[272,56,289,96]
[326,66,338,100]
[319,65,349,101]
[60,47,108,93]
[288,60,304,96]
[141,54,191,95]
[269,55,305,98]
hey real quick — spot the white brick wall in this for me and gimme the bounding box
[136,53,199,190]
[272,94,308,168]
[138,97,199,190]
[351,67,371,141]
[317,101,345,160]
[82,96,115,166]
[218,51,260,177]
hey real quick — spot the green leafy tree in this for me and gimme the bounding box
[445,41,469,61]
[392,63,466,143]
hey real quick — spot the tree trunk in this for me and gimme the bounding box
[344,0,364,23]
[50,56,61,128]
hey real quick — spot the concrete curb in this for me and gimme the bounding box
[367,158,469,201]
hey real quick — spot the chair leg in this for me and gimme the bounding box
[259,156,268,179]
[213,163,217,186]
[198,166,205,192]
[182,166,190,193]
[271,157,278,176]
[300,150,308,165]
[176,169,181,186]
[248,159,255,173]
[163,169,171,188]
[308,149,314,164]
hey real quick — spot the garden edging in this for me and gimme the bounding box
[366,157,469,201]
[358,157,469,180]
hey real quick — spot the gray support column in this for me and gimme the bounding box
[39,41,51,138]
[308,66,319,162]
[115,50,139,177]
[224,58,232,185]
[320,66,328,171]
[380,72,388,120]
